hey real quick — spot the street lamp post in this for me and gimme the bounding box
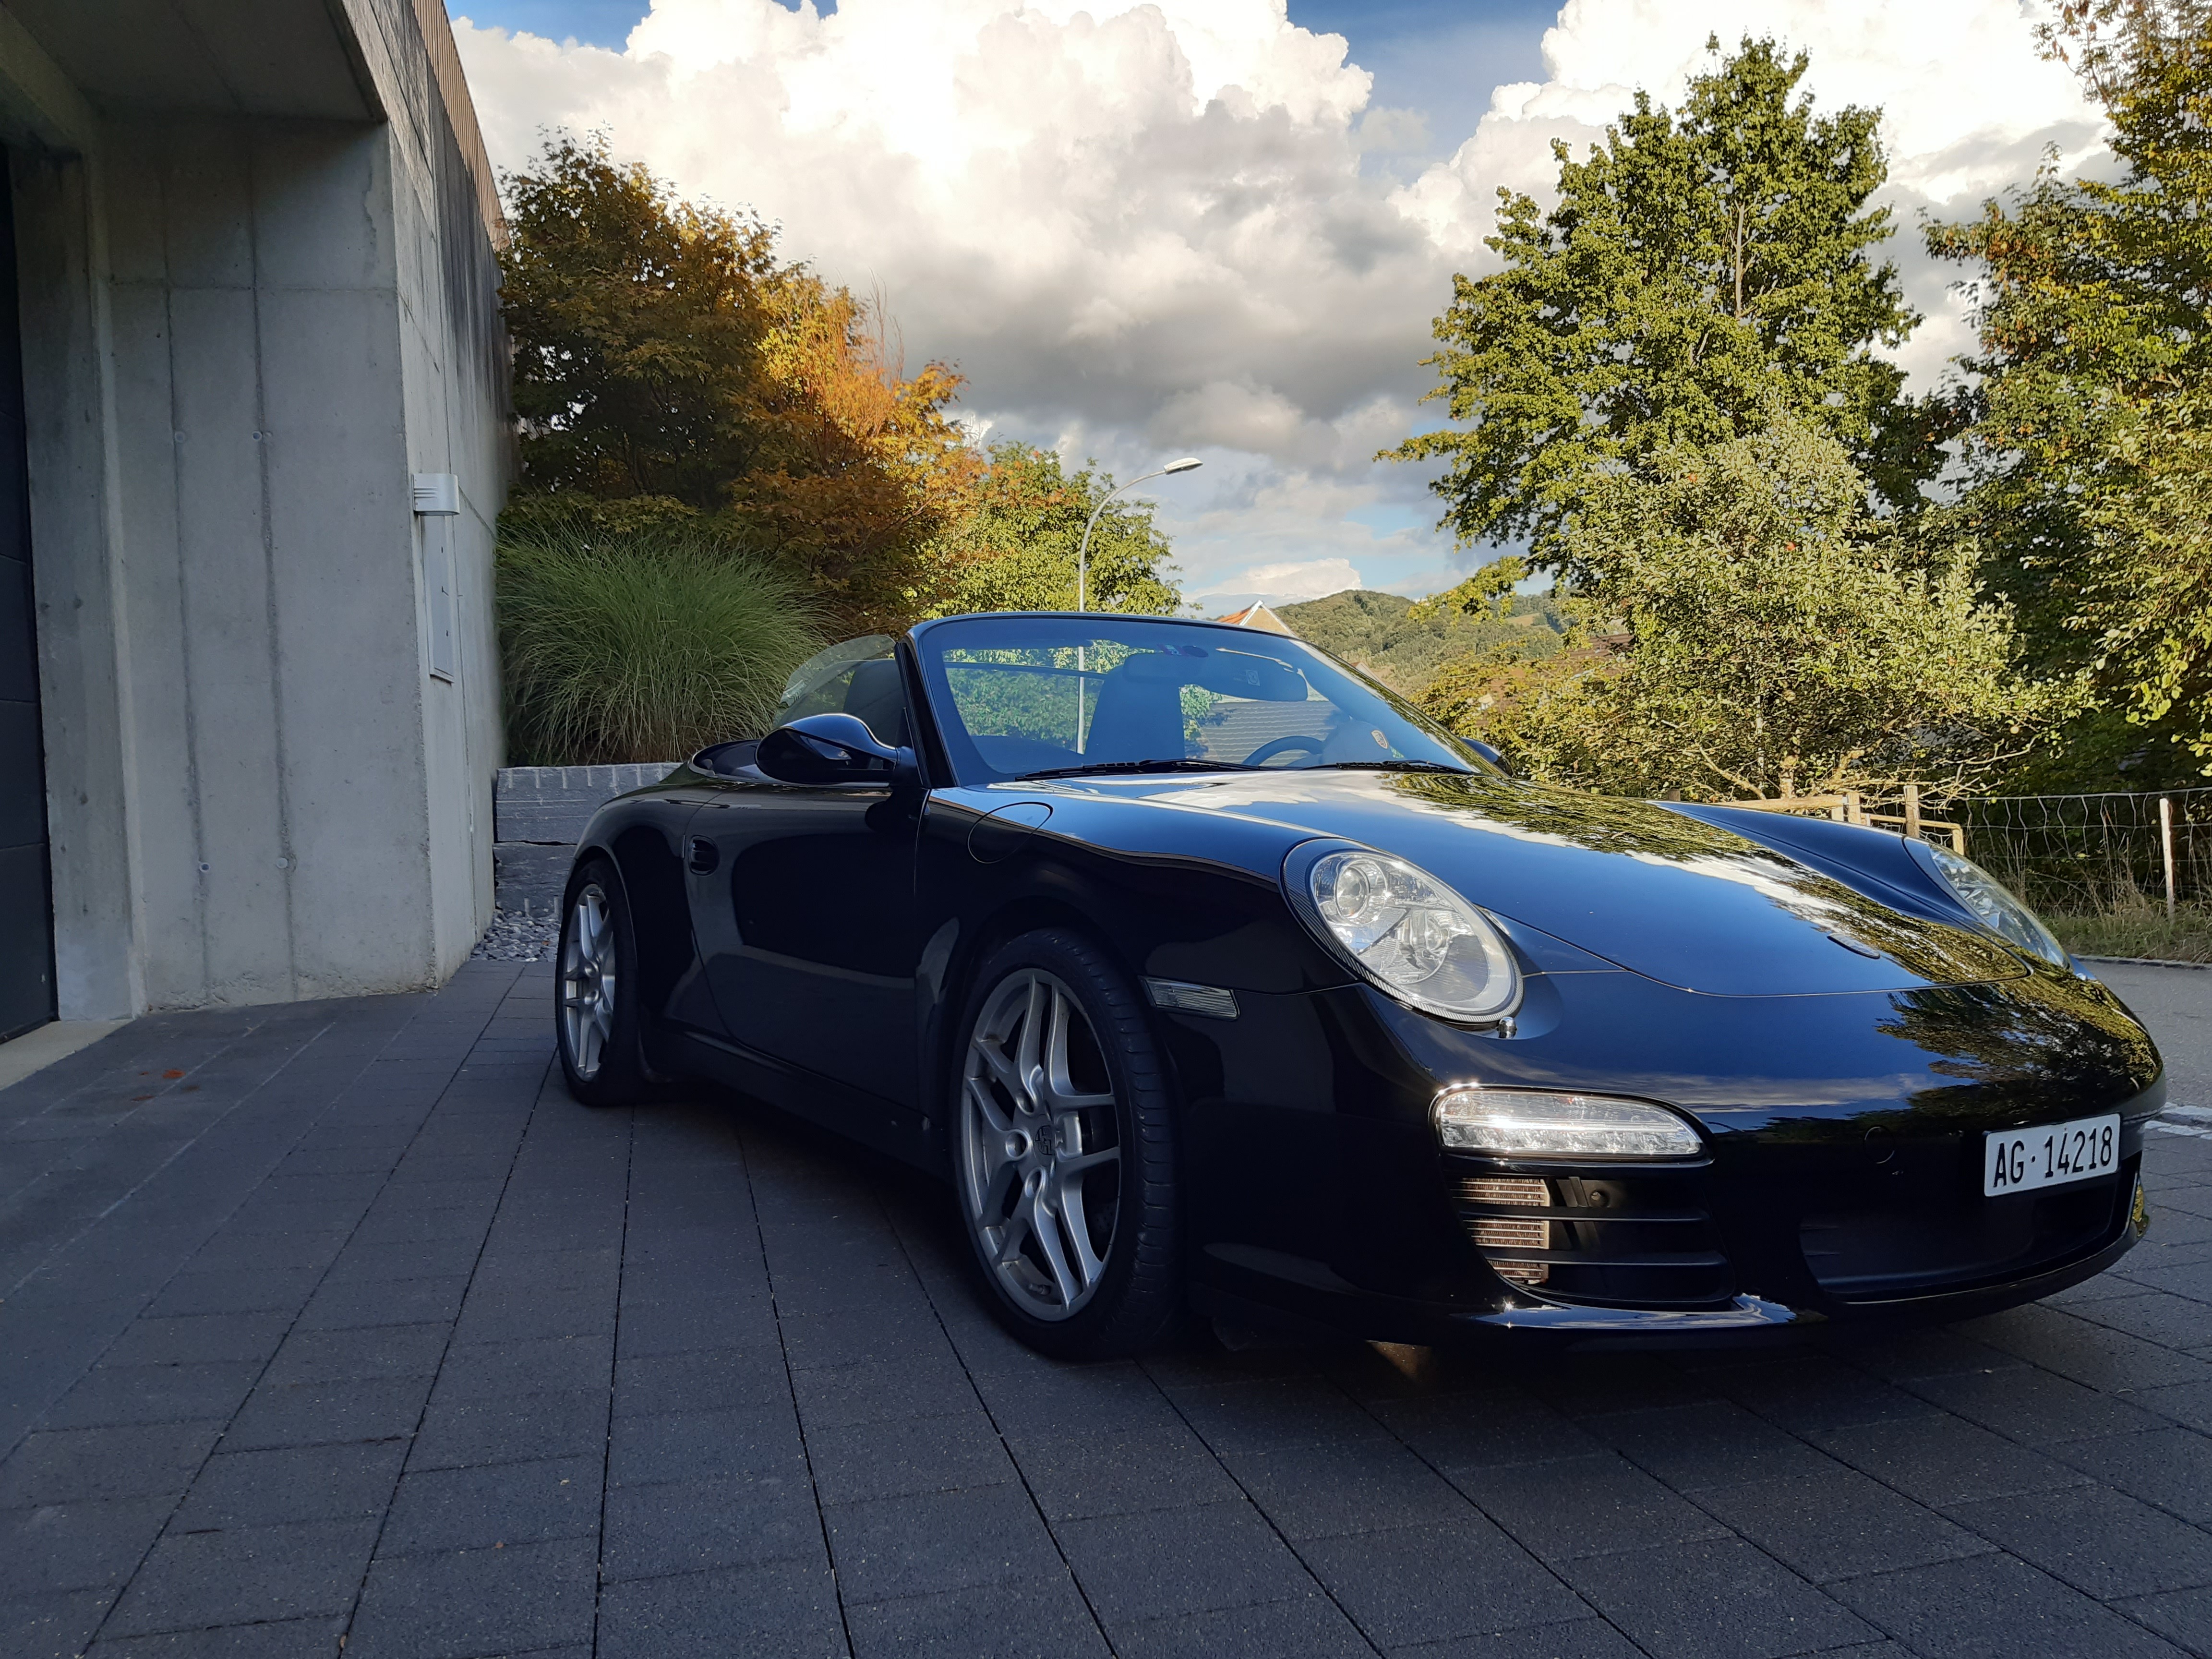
[1076,456,1202,613]
[1072,456,1201,753]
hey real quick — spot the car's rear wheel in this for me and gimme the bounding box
[952,929,1182,1358]
[556,859,649,1106]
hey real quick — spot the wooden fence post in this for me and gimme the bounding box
[1844,791,1862,827]
[2161,794,2177,922]
[1904,783,1922,842]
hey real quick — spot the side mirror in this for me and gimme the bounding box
[756,712,918,788]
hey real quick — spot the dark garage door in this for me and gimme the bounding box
[0,158,53,1040]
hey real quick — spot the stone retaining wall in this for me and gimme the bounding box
[493,763,680,916]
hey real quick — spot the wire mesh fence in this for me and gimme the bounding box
[1952,788,2212,915]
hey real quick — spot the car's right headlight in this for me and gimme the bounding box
[1432,1086,1704,1158]
[1926,844,2069,968]
[1286,844,1520,1023]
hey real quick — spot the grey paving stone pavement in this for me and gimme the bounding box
[0,958,2207,1657]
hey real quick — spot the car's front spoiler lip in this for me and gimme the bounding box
[1460,1294,1805,1333]
[1454,1209,2141,1339]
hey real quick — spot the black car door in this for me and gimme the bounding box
[687,646,924,1107]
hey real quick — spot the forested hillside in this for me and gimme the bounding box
[1277,588,1564,698]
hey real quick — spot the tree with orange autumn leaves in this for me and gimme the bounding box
[498,138,1178,633]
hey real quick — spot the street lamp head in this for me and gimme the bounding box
[1164,457,1203,474]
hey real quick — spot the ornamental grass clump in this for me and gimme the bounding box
[498,521,828,765]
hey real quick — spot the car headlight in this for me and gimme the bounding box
[1289,846,1520,1022]
[1433,1086,1703,1158]
[1927,844,2069,967]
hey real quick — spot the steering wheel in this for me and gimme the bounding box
[1242,735,1325,767]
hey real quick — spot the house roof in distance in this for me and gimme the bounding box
[1211,600,1295,636]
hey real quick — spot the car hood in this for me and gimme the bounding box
[1050,769,2027,996]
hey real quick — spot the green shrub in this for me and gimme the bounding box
[498,521,828,765]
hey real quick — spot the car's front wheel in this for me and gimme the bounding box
[951,929,1182,1358]
[555,859,649,1106]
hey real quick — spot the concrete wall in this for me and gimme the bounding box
[0,0,511,1017]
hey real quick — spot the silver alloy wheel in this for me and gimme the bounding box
[958,968,1123,1320]
[560,883,617,1081]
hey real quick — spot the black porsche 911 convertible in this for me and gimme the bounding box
[552,611,2162,1358]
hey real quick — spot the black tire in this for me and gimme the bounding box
[949,928,1182,1358]
[554,857,651,1107]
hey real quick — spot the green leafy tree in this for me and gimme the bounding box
[1390,37,1939,568]
[1928,0,2212,785]
[933,442,1182,616]
[499,136,976,630]
[1419,418,2067,799]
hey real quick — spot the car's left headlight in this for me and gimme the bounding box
[1287,845,1520,1023]
[1926,844,2069,968]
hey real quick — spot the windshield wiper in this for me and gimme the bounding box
[1017,759,1263,781]
[1309,759,1474,775]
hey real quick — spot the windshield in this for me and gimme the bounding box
[913,614,1497,785]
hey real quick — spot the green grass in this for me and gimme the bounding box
[498,520,828,765]
[2044,901,2212,963]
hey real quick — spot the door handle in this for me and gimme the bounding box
[687,836,719,874]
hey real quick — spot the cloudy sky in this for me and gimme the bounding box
[450,0,2104,611]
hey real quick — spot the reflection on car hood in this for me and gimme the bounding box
[1056,769,2028,996]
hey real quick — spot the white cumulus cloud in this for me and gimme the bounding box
[453,0,2106,600]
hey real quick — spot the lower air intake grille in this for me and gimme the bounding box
[1460,1177,1550,1284]
[1452,1166,1734,1307]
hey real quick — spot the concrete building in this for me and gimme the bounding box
[0,0,511,1038]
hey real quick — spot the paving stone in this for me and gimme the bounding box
[346,1535,599,1659]
[0,1589,112,1659]
[2073,1291,2212,1351]
[100,1313,291,1368]
[1828,1550,2190,1659]
[1687,1468,1990,1583]
[2049,1425,2212,1525]
[172,1442,408,1531]
[1167,1376,1396,1458]
[1807,1411,2095,1507]
[1706,1354,1944,1434]
[409,1387,610,1470]
[2116,1583,2212,1656]
[1964,1305,2212,1390]
[609,1401,805,1488]
[1587,1401,1841,1491]
[845,1576,1110,1659]
[223,1376,432,1451]
[1906,1363,2169,1442]
[807,1410,1016,1506]
[1221,1437,1474,1541]
[1943,1483,2212,1599]
[1298,1515,1587,1648]
[140,1268,325,1320]
[0,1421,225,1506]
[2131,1378,2212,1433]
[790,1353,977,1431]
[258,1324,449,1387]
[41,1362,261,1430]
[429,1333,613,1404]
[1056,1498,1314,1625]
[612,1349,790,1419]
[295,1274,470,1332]
[825,1481,1062,1606]
[87,1615,346,1657]
[1451,1451,1731,1563]
[0,1499,172,1594]
[602,1472,826,1580]
[1011,1420,1242,1522]
[1557,1538,1874,1659]
[378,1455,601,1554]
[596,1557,848,1659]
[1368,1388,1604,1470]
[1390,1618,1647,1659]
[104,1517,380,1635]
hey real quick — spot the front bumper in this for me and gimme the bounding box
[1169,966,2165,1349]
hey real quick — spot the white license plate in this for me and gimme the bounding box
[1984,1114,2120,1196]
